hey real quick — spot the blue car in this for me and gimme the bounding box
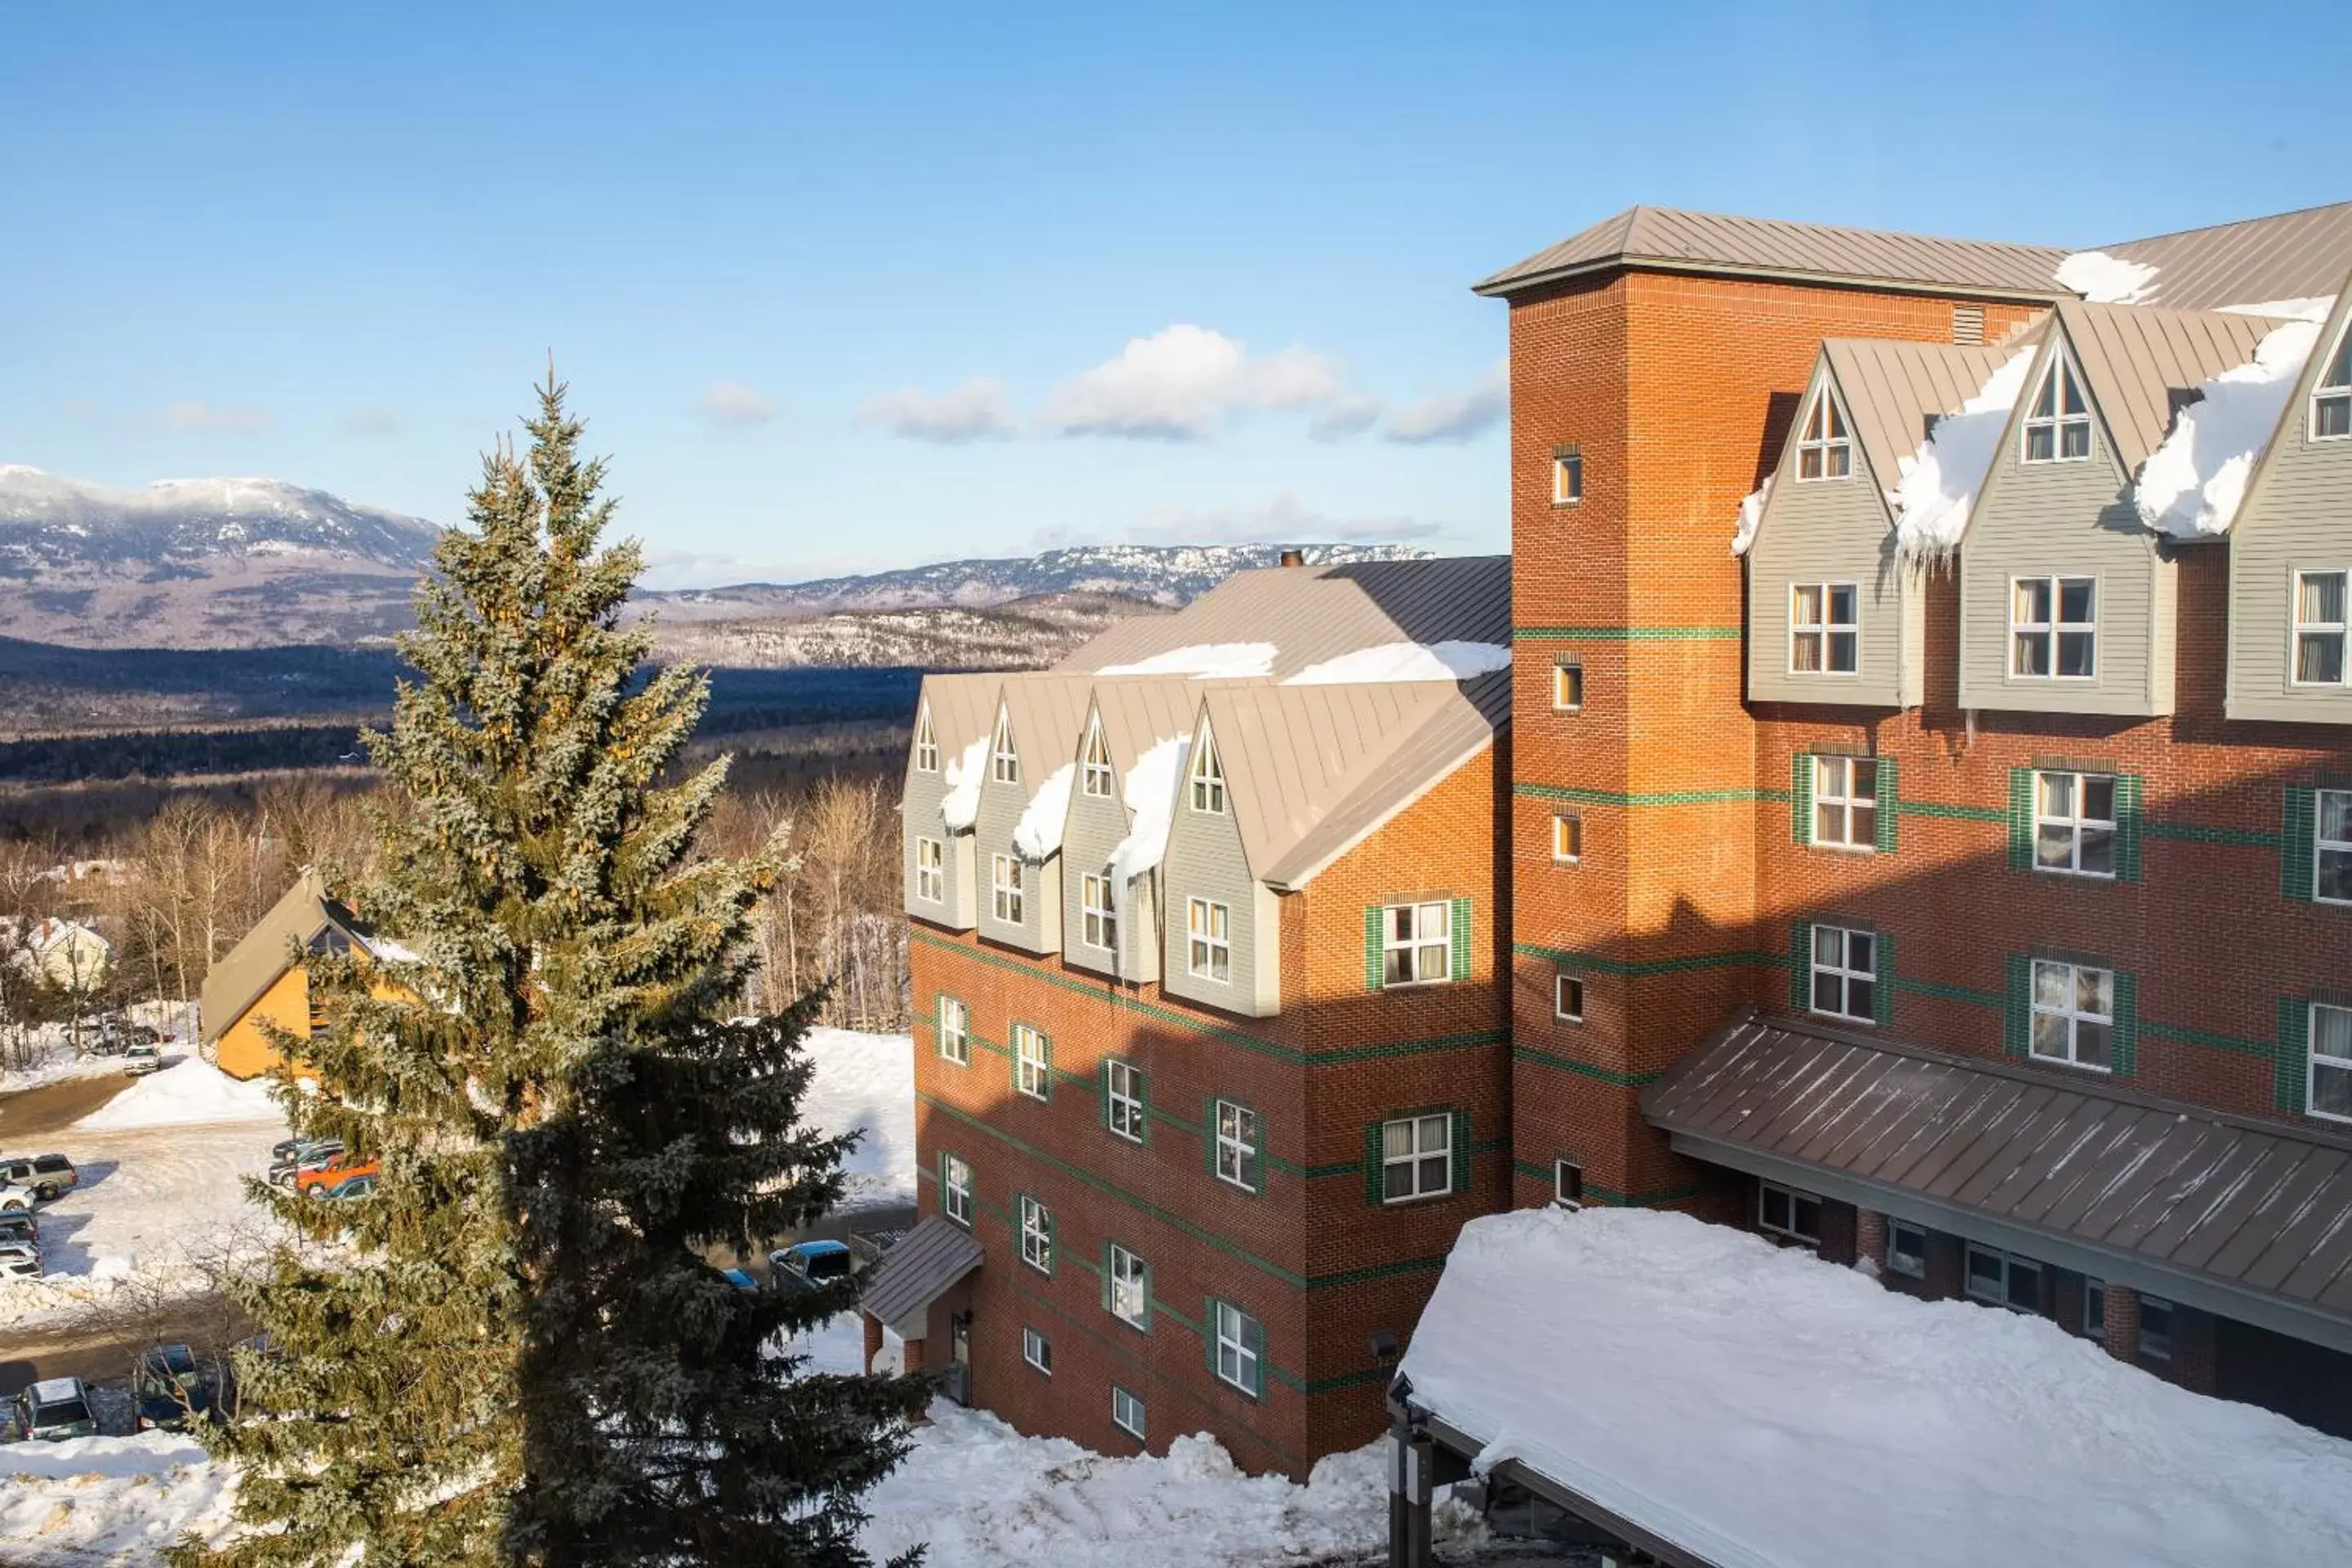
[766,1239,853,1294]
[719,1267,760,1294]
[134,1343,221,1432]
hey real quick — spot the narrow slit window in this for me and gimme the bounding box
[1790,582,1858,674]
[991,707,1019,784]
[1554,971,1584,1022]
[914,708,938,773]
[2294,571,2348,686]
[1795,390,1851,479]
[1552,813,1581,863]
[1552,449,1584,504]
[1553,661,1584,710]
[2314,323,2351,439]
[2023,354,2092,462]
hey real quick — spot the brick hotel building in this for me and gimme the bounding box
[866,200,2352,1471]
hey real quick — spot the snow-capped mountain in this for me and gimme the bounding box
[0,466,439,572]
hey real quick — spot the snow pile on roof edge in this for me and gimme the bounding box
[938,733,989,831]
[1890,347,2039,556]
[1283,641,1510,684]
[1400,1205,2352,1568]
[1107,735,1189,893]
[2219,296,2336,323]
[1013,764,1076,861]
[2056,249,2158,304]
[1731,477,1771,557]
[1098,643,1276,679]
[2135,319,2322,537]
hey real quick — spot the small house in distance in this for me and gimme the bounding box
[199,869,404,1080]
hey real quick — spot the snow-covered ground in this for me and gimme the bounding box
[0,1002,198,1094]
[799,1027,915,1210]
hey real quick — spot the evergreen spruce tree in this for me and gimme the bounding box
[180,376,926,1566]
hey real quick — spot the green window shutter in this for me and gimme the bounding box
[1364,906,1386,991]
[1791,753,1814,846]
[2276,998,2312,1113]
[2007,768,2035,871]
[2110,970,2138,1079]
[1134,1067,1150,1146]
[1041,1205,1054,1272]
[2115,774,2144,882]
[1450,1109,1472,1196]
[1450,897,1472,982]
[1098,1062,1112,1132]
[1040,1034,1053,1102]
[2283,788,2318,902]
[2002,954,2031,1058]
[1203,1298,1222,1376]
[1009,1031,1022,1095]
[1788,920,1813,1013]
[1138,1260,1152,1331]
[1100,1241,1114,1313]
[1243,1111,1263,1193]
[1363,1121,1386,1205]
[1204,1095,1220,1176]
[1243,1312,1266,1397]
[1873,931,1895,1028]
[1874,759,1900,855]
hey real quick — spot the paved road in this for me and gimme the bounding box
[0,1073,132,1141]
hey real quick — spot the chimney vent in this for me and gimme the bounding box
[1278,547,1305,568]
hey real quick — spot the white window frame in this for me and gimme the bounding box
[2320,790,2352,906]
[1107,1242,1148,1328]
[1553,1159,1584,1207]
[1381,901,1454,987]
[936,996,970,1065]
[942,1153,973,1225]
[1081,719,1115,797]
[1887,1220,1927,1279]
[2312,319,2351,441]
[1380,1113,1453,1204]
[991,853,1024,924]
[1757,1181,1822,1245]
[914,836,944,902]
[2292,569,2350,688]
[1022,1324,1052,1374]
[2029,959,2114,1072]
[1081,872,1118,951]
[2032,771,2118,878]
[1552,450,1584,504]
[1214,1099,1258,1192]
[914,708,938,773]
[1111,1385,1147,1440]
[1793,386,1852,480]
[1186,898,1231,982]
[1212,1301,1259,1395]
[991,708,1019,784]
[1552,661,1584,711]
[1788,581,1859,675]
[1105,1058,1145,1143]
[1017,1195,1052,1274]
[1811,756,1878,850]
[2021,352,2092,463]
[2308,1001,2352,1125]
[1808,924,1878,1022]
[1189,731,1226,813]
[1966,1244,2044,1312]
[1013,1023,1050,1102]
[1554,971,1584,1022]
[1551,813,1581,863]
[2011,575,2097,679]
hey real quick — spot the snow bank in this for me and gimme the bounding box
[1011,764,1074,861]
[74,1052,282,1130]
[2056,249,2158,305]
[0,1430,238,1560]
[800,1027,915,1209]
[1282,641,1510,685]
[1401,1206,2352,1568]
[2134,318,2321,538]
[1098,643,1276,679]
[1731,476,1771,557]
[1891,348,2038,555]
[938,733,989,831]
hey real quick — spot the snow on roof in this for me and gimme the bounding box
[1401,1207,2352,1568]
[2219,295,2337,323]
[1730,477,1771,557]
[29,1377,82,1402]
[1097,643,1276,679]
[2134,318,2322,538]
[1011,763,1075,862]
[2056,248,2158,305]
[1106,734,1190,891]
[1281,641,1511,685]
[1890,346,2039,556]
[938,733,989,832]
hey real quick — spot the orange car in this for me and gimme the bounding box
[298,1156,379,1199]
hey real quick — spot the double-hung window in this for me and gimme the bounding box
[2320,791,2352,905]
[1081,873,1117,950]
[1081,720,1114,797]
[991,710,1019,784]
[1214,1100,1258,1192]
[2314,322,2351,439]
[1966,1245,2043,1312]
[2012,577,2096,678]
[2023,355,2092,461]
[2030,960,2114,1071]
[1811,757,1878,849]
[2309,1002,2352,1123]
[1211,1301,1261,1395]
[1790,583,1858,674]
[1105,1059,1145,1142]
[915,837,944,902]
[1187,898,1231,982]
[936,996,969,1065]
[1757,1182,1822,1245]
[1017,1195,1052,1273]
[1111,1386,1147,1440]
[1189,733,1225,813]
[942,1153,973,1225]
[1012,1023,1051,1101]
[1107,1243,1148,1328]
[914,710,938,773]
[1381,1113,1453,1203]
[1382,902,1453,986]
[1809,926,1878,1022]
[2034,771,2116,876]
[991,854,1024,923]
[1795,390,1851,479]
[2295,571,2349,686]
[1022,1325,1052,1374]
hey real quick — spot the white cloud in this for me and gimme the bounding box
[697,380,780,426]
[160,400,273,434]
[1125,492,1442,547]
[1309,392,1385,441]
[1383,363,1508,444]
[857,377,1017,443]
[1041,325,1352,441]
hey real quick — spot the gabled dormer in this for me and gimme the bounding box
[901,675,987,930]
[1160,705,1280,1018]
[971,677,1093,956]
[1059,681,1192,984]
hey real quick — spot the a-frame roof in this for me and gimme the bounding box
[1819,337,2022,505]
[991,675,1097,801]
[1082,678,1196,808]
[197,868,363,1046]
[2054,298,2292,473]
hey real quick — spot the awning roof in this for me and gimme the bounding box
[858,1214,983,1327]
[1643,1013,2352,1355]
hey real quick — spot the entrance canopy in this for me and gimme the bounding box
[858,1214,982,1333]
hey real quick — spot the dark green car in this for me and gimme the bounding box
[10,1377,100,1441]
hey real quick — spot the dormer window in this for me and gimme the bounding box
[1794,390,1851,480]
[991,707,1019,784]
[1188,731,1225,814]
[914,707,938,773]
[2023,354,2092,462]
[2315,321,2351,440]
[1789,582,1857,674]
[1081,719,1114,798]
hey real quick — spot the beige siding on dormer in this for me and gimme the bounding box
[973,771,1062,956]
[1159,751,1278,1018]
[901,772,978,930]
[1059,768,1132,980]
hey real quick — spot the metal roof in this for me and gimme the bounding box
[1819,336,2025,503]
[1475,206,2072,301]
[991,675,1098,801]
[857,1213,984,1327]
[913,671,1000,770]
[198,869,349,1046]
[1083,678,1198,808]
[1645,1013,2352,1354]
[2053,298,2287,473]
[2102,201,2352,310]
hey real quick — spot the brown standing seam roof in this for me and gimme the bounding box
[2100,200,2352,311]
[858,1213,984,1326]
[991,675,1098,803]
[1083,678,1198,810]
[1819,337,2025,506]
[198,868,347,1046]
[2052,299,2289,474]
[1644,1014,2352,1354]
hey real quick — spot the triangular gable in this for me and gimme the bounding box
[2056,298,2287,474]
[991,675,1098,802]
[1947,318,2126,551]
[2223,268,2352,546]
[197,868,345,1045]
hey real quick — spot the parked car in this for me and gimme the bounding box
[0,1212,36,1246]
[719,1267,760,1294]
[767,1239,854,1294]
[317,1173,376,1202]
[0,1155,77,1201]
[0,1182,37,1214]
[0,1239,40,1280]
[133,1343,223,1431]
[122,1042,163,1076]
[299,1157,377,1199]
[269,1141,344,1187]
[10,1377,99,1441]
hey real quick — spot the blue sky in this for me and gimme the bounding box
[3,2,2344,587]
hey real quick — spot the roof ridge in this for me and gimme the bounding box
[2104,197,2352,252]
